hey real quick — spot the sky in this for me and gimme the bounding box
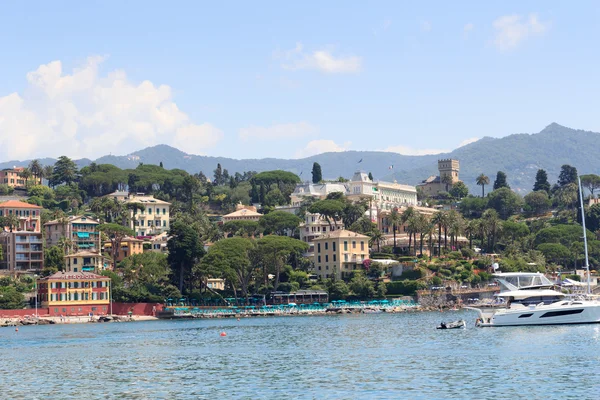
[1,1,600,161]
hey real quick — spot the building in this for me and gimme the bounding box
[64,251,110,273]
[37,271,111,316]
[299,212,344,256]
[105,192,171,237]
[221,207,263,224]
[348,171,417,213]
[143,232,169,254]
[0,200,44,274]
[0,167,42,189]
[290,182,349,206]
[44,215,101,252]
[205,278,225,291]
[103,236,144,263]
[377,205,438,234]
[313,229,370,280]
[417,159,461,197]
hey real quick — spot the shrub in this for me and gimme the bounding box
[386,280,427,296]
[448,251,462,260]
[461,248,475,258]
[0,184,14,195]
[396,267,427,281]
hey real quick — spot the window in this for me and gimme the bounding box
[344,241,348,251]
[317,243,321,253]
[332,242,336,252]
[318,266,321,270]
[148,208,152,214]
[333,254,337,262]
[140,220,144,226]
[325,255,329,262]
[326,265,329,270]
[318,256,321,263]
[352,241,356,249]
[163,208,166,214]
[361,241,365,251]
[163,220,166,227]
[344,254,348,262]
[325,242,328,250]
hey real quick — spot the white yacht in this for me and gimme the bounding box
[468,272,600,326]
[468,176,600,327]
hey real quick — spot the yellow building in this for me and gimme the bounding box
[313,229,370,280]
[103,236,144,263]
[64,251,110,273]
[37,271,111,316]
[221,207,263,223]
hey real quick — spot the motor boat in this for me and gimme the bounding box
[467,272,600,326]
[436,320,466,329]
[468,178,600,327]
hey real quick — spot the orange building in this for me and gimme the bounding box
[0,167,42,189]
[103,236,144,263]
[37,271,111,316]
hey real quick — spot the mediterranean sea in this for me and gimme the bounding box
[1,310,599,399]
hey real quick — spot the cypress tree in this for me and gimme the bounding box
[311,162,322,184]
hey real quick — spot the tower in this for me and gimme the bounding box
[438,159,459,184]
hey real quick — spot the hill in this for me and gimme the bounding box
[1,123,599,194]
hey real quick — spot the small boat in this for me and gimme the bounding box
[437,320,466,329]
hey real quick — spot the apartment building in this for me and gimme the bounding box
[0,200,44,274]
[45,215,101,252]
[313,229,370,280]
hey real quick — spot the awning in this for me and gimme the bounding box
[76,232,90,238]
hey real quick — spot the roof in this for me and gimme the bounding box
[0,200,42,209]
[64,251,104,258]
[41,271,109,281]
[124,195,171,205]
[222,208,263,218]
[44,215,100,226]
[313,229,369,240]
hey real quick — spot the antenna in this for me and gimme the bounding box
[578,176,591,295]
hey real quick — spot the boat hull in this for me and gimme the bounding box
[471,303,600,327]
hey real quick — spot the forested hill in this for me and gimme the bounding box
[2,123,599,194]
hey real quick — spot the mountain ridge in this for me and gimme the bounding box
[2,123,598,194]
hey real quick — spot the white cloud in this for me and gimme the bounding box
[458,137,480,147]
[277,42,362,74]
[239,122,317,141]
[0,56,222,160]
[384,145,448,156]
[464,23,474,34]
[295,139,351,158]
[492,13,548,51]
[421,20,432,32]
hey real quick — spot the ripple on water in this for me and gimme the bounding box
[2,312,600,399]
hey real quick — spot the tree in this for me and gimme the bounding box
[524,191,551,216]
[259,211,301,236]
[493,171,509,190]
[213,163,224,186]
[431,212,445,256]
[586,203,600,232]
[222,220,262,238]
[580,174,600,198]
[19,167,33,189]
[440,174,452,192]
[308,199,344,229]
[167,220,205,292]
[311,162,322,184]
[389,208,402,254]
[29,159,42,183]
[476,174,490,197]
[481,209,501,252]
[43,246,65,276]
[256,235,308,290]
[42,165,54,184]
[349,271,376,299]
[487,187,523,219]
[369,229,384,253]
[50,156,79,186]
[558,165,578,187]
[0,287,24,309]
[98,223,135,268]
[449,181,468,199]
[533,169,551,193]
[536,243,571,265]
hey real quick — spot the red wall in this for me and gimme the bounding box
[0,303,163,317]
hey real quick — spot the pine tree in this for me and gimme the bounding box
[533,169,551,193]
[493,171,509,190]
[213,163,223,186]
[311,162,322,184]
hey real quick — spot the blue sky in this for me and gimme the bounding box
[1,1,600,161]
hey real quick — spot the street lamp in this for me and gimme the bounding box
[33,274,38,318]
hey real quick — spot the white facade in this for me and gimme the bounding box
[299,213,344,256]
[123,195,171,237]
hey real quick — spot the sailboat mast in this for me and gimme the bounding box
[577,177,592,295]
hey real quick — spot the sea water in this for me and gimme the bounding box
[1,310,599,399]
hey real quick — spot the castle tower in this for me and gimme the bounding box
[438,159,459,184]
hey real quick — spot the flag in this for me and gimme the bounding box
[389,165,394,170]
[299,171,303,176]
[358,158,363,163]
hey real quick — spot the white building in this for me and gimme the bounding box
[106,192,171,237]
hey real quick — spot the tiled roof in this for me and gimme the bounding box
[223,208,263,218]
[314,229,369,240]
[0,200,42,209]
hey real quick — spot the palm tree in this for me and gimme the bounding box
[58,237,76,255]
[447,210,463,250]
[19,167,33,189]
[431,212,445,257]
[369,229,384,253]
[400,207,416,254]
[414,213,429,256]
[464,220,477,250]
[476,173,490,198]
[482,209,501,253]
[29,160,42,184]
[389,208,402,253]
